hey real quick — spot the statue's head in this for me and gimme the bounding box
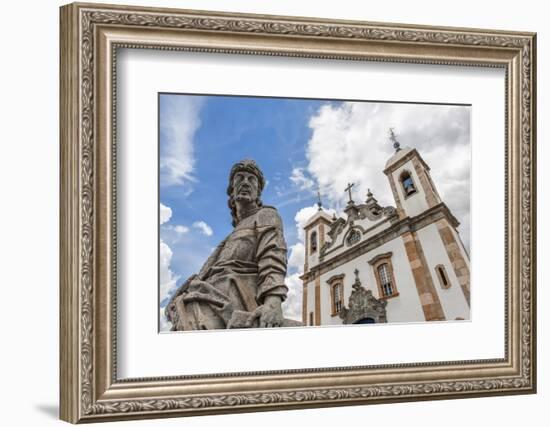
[164,299,179,331]
[227,159,265,226]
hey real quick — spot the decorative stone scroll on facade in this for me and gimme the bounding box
[339,269,387,324]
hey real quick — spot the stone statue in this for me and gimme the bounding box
[165,159,302,330]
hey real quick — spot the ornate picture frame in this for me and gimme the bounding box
[60,2,536,423]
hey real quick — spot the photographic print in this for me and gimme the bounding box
[60,4,536,420]
[159,94,471,332]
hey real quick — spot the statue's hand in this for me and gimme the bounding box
[246,295,284,328]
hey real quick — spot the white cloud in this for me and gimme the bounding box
[288,242,305,271]
[293,204,337,242]
[289,167,315,191]
[159,307,171,332]
[174,225,190,234]
[159,201,179,331]
[294,205,322,241]
[159,240,180,306]
[160,203,172,225]
[306,102,470,249]
[283,273,303,321]
[160,96,204,190]
[192,221,213,236]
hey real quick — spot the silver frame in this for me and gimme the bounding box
[60,2,536,423]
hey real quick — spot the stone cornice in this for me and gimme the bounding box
[300,203,459,282]
[326,273,346,285]
[383,148,431,176]
[368,252,394,265]
[304,215,333,231]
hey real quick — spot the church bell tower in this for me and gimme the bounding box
[383,128,442,219]
[301,194,333,326]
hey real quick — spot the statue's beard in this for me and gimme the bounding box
[235,193,255,203]
[234,184,257,203]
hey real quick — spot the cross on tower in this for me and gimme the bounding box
[344,182,355,204]
[389,127,401,152]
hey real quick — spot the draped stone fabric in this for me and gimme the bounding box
[166,206,299,330]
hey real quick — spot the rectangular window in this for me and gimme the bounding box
[369,253,399,300]
[333,284,343,313]
[378,263,394,296]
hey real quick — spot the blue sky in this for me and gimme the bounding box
[158,94,471,330]
[160,94,329,255]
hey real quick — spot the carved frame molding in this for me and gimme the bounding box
[60,2,536,423]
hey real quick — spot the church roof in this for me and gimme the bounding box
[304,209,333,228]
[385,145,413,169]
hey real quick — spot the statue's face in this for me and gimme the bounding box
[232,170,260,204]
[166,300,179,326]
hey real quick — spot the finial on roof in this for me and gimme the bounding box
[316,189,323,211]
[353,268,362,290]
[365,188,382,212]
[389,127,401,152]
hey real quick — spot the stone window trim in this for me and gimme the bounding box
[435,264,451,289]
[326,273,345,317]
[368,252,400,299]
[398,169,418,200]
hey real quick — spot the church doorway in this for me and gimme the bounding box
[354,317,376,324]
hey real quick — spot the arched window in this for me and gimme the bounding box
[435,264,451,289]
[369,252,399,299]
[400,170,417,197]
[310,231,318,253]
[346,229,361,246]
[327,274,345,316]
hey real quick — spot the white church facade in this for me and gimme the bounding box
[300,137,471,326]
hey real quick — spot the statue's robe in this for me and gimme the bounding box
[166,206,299,330]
